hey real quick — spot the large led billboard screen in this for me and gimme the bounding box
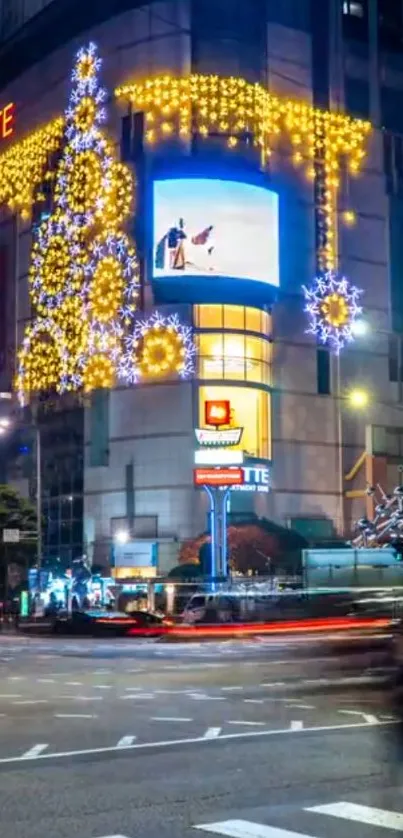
[152,178,279,296]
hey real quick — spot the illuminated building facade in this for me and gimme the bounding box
[0,0,403,573]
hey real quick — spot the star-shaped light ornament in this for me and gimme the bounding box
[302,271,363,353]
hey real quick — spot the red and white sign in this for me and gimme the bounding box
[193,467,244,487]
[204,400,230,427]
[195,427,243,447]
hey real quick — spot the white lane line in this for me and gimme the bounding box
[117,736,137,748]
[203,727,222,739]
[93,685,112,690]
[65,681,83,686]
[120,693,154,700]
[244,699,265,705]
[94,834,130,837]
[55,714,97,719]
[7,676,25,681]
[227,721,265,727]
[0,694,22,699]
[124,687,144,692]
[338,710,379,724]
[22,744,48,758]
[290,720,304,731]
[0,719,395,766]
[221,686,243,692]
[13,700,48,705]
[72,696,104,702]
[286,704,315,710]
[195,819,316,837]
[127,668,144,673]
[151,717,193,722]
[260,682,286,688]
[93,670,111,675]
[190,695,226,701]
[307,801,403,830]
[37,678,55,683]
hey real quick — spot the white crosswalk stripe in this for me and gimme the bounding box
[307,801,403,830]
[194,800,403,837]
[195,822,316,837]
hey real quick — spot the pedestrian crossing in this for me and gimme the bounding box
[194,799,403,836]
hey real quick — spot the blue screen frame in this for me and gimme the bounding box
[147,162,281,309]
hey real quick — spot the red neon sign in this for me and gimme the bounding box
[0,103,15,140]
[194,467,244,487]
[204,400,230,427]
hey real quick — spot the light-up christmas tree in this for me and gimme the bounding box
[16,42,139,403]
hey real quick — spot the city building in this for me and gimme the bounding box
[0,0,402,576]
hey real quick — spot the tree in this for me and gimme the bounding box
[178,516,307,576]
[0,485,37,596]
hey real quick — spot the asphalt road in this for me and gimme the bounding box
[0,634,401,838]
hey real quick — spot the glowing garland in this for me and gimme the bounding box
[303,271,363,353]
[120,312,195,383]
[17,43,140,403]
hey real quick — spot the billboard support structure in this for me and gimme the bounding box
[204,485,231,581]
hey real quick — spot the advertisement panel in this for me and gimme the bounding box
[194,467,244,487]
[152,176,279,304]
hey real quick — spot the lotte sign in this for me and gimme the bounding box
[193,467,244,487]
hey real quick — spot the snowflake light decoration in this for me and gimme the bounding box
[303,270,363,353]
[120,312,196,384]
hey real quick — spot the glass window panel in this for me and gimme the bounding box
[245,307,262,333]
[198,333,224,378]
[195,304,222,329]
[199,385,271,459]
[223,333,245,380]
[223,305,245,330]
[260,310,271,336]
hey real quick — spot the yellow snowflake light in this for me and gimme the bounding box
[89,256,124,322]
[82,353,115,392]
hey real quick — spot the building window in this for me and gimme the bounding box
[343,1,364,17]
[197,331,272,385]
[194,304,271,335]
[199,384,271,459]
[317,348,331,395]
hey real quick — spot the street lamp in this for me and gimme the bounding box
[114,529,130,545]
[347,387,370,410]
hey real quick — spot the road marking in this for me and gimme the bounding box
[7,675,25,681]
[65,681,83,686]
[37,678,55,683]
[93,685,112,690]
[55,714,97,719]
[227,721,265,727]
[13,699,48,705]
[0,719,395,766]
[95,834,131,838]
[338,710,379,724]
[0,694,22,699]
[307,801,403,830]
[221,686,243,692]
[120,693,154,700]
[151,717,193,722]
[22,744,48,758]
[124,687,144,692]
[244,699,265,705]
[93,670,111,675]
[73,696,104,702]
[286,704,315,710]
[195,819,316,837]
[260,682,286,688]
[127,668,144,673]
[190,695,226,701]
[290,720,303,731]
[117,736,137,748]
[203,727,222,739]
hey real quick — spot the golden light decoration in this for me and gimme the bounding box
[320,292,349,328]
[82,353,116,392]
[16,319,68,400]
[137,326,185,378]
[53,296,89,370]
[0,117,64,217]
[64,148,103,218]
[76,51,97,82]
[30,234,71,306]
[116,74,371,272]
[89,255,124,322]
[73,96,97,132]
[100,162,134,228]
